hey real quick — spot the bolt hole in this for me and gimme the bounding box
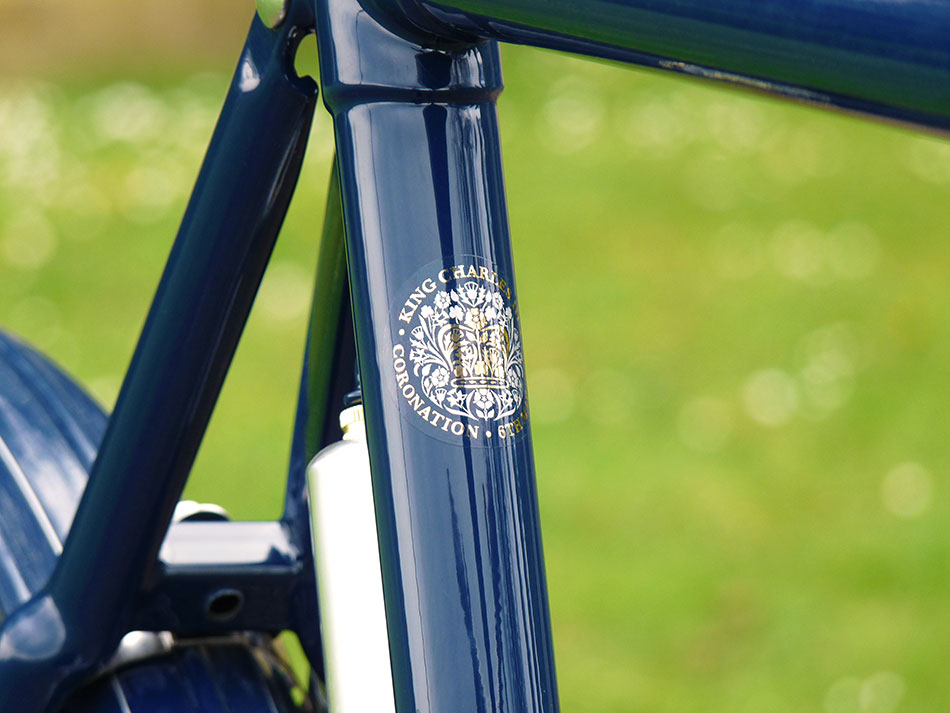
[206,589,244,622]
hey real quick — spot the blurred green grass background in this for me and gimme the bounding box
[1,4,949,711]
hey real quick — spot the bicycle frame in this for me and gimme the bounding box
[0,0,947,711]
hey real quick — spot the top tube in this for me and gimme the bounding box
[377,0,950,133]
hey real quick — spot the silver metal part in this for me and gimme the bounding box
[104,631,175,672]
[172,499,229,522]
[307,406,396,713]
[256,0,287,29]
[101,632,284,676]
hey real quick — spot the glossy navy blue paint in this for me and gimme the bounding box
[134,521,302,635]
[315,1,559,710]
[374,0,950,132]
[62,641,301,713]
[0,8,319,711]
[4,0,945,709]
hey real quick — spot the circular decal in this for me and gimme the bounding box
[390,258,529,445]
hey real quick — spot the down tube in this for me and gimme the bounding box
[316,15,558,713]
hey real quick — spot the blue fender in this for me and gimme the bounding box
[0,330,105,614]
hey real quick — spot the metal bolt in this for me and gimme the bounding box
[256,0,287,28]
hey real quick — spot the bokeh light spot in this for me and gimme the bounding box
[705,99,765,153]
[742,368,799,426]
[771,219,824,280]
[859,672,905,713]
[799,323,856,416]
[620,98,687,151]
[538,82,605,153]
[256,261,313,325]
[2,209,57,269]
[903,138,950,183]
[881,462,933,518]
[527,367,575,424]
[88,82,168,144]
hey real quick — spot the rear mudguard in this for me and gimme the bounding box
[61,639,304,713]
[0,330,104,613]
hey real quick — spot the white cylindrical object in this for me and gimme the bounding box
[307,405,396,713]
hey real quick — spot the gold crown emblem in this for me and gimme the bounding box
[445,323,508,390]
[407,279,525,422]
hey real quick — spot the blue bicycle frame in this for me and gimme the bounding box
[0,0,947,711]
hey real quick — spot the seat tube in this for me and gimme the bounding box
[314,2,559,711]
